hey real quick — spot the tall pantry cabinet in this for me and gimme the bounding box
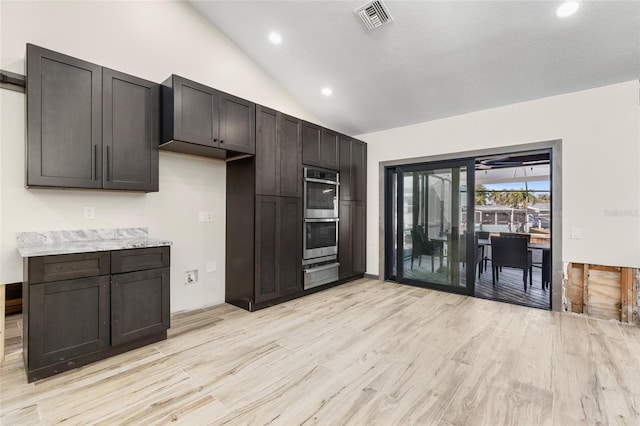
[226,105,303,310]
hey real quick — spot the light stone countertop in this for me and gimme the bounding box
[16,227,171,257]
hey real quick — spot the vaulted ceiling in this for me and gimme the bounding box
[189,1,640,135]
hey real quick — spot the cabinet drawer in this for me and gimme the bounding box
[28,252,110,284]
[111,246,170,274]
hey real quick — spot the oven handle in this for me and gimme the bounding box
[304,263,340,274]
[305,177,339,185]
[304,218,339,223]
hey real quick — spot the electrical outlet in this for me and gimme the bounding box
[83,206,95,219]
[185,269,198,285]
[206,261,217,272]
[199,211,213,222]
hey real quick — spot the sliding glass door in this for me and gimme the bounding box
[386,159,475,294]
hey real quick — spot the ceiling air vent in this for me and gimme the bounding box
[354,0,393,31]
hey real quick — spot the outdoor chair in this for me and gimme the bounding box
[410,226,442,271]
[476,231,490,272]
[490,235,533,291]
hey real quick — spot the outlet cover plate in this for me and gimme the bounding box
[83,206,95,219]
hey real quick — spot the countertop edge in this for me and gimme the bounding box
[18,239,172,258]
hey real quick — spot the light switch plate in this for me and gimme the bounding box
[571,227,581,239]
[206,261,217,272]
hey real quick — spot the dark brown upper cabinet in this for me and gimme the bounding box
[320,128,340,171]
[26,44,159,192]
[27,45,103,189]
[160,75,255,160]
[256,105,302,198]
[103,68,159,191]
[302,121,321,167]
[339,136,367,201]
[302,122,340,170]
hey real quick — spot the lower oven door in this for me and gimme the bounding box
[304,262,340,290]
[304,218,338,259]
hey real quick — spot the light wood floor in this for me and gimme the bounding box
[2,278,640,425]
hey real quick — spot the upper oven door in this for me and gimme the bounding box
[304,176,339,218]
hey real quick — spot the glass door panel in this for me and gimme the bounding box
[393,160,475,294]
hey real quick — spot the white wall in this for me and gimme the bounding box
[359,81,640,272]
[0,1,319,312]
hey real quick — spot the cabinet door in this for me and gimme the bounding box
[339,200,366,279]
[255,196,280,303]
[339,201,353,280]
[339,137,367,201]
[352,201,366,275]
[280,114,302,198]
[351,140,367,202]
[111,267,170,346]
[172,75,219,147]
[255,105,279,196]
[302,121,322,167]
[320,128,340,171]
[218,91,256,154]
[26,44,102,188]
[28,276,110,369]
[279,197,302,295]
[103,68,159,192]
[339,136,352,201]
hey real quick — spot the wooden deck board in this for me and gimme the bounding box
[403,256,551,309]
[1,278,638,425]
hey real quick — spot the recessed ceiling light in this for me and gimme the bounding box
[556,1,580,18]
[321,87,333,96]
[268,32,282,45]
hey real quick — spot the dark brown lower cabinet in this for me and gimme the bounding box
[28,276,110,369]
[23,247,170,382]
[111,267,170,346]
[339,200,366,280]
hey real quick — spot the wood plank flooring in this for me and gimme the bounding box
[2,278,639,425]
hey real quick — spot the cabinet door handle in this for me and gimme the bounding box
[93,145,98,180]
[106,146,111,181]
[219,139,224,144]
[213,138,218,143]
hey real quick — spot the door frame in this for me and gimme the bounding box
[378,139,563,311]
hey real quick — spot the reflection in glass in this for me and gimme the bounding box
[400,167,467,288]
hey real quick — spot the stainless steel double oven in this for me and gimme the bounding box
[303,167,340,289]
